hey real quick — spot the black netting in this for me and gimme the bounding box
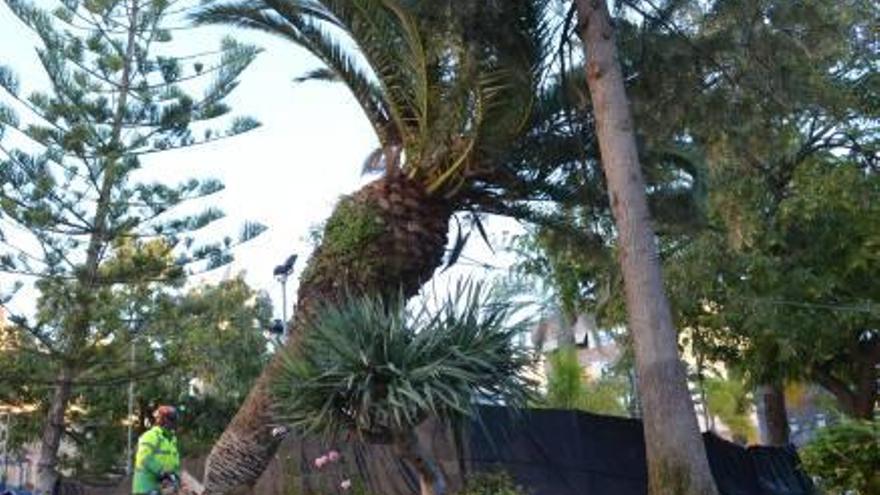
[252,406,816,495]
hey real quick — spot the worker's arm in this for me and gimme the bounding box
[168,438,182,486]
[134,432,164,477]
[163,442,182,490]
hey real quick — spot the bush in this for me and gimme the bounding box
[543,347,627,416]
[800,419,880,495]
[460,471,528,495]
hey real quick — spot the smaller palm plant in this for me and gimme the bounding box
[272,282,537,495]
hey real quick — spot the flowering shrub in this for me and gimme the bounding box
[282,448,377,495]
[313,449,342,470]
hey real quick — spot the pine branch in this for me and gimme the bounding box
[0,235,51,268]
[56,49,152,104]
[33,52,109,145]
[0,157,93,226]
[117,124,260,158]
[2,308,63,356]
[0,73,70,134]
[34,237,79,273]
[71,364,178,388]
[89,60,227,94]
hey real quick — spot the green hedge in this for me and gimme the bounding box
[800,419,879,495]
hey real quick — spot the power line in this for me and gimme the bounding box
[732,296,878,315]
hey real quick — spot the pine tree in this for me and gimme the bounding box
[0,0,264,489]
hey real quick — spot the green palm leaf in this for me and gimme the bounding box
[193,0,551,195]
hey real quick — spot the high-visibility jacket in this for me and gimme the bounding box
[132,426,180,494]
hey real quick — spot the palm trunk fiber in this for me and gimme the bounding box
[574,1,719,494]
[202,172,451,493]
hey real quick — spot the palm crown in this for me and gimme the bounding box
[194,0,551,198]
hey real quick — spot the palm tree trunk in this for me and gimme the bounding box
[573,1,718,494]
[202,172,451,493]
[34,367,73,494]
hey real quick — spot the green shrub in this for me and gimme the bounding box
[545,347,583,410]
[544,346,627,416]
[460,471,528,495]
[800,419,880,495]
[703,376,757,443]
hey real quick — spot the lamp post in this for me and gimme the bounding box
[273,254,297,339]
[126,340,135,476]
[124,307,141,477]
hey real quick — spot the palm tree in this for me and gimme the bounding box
[190,1,553,491]
[273,283,535,495]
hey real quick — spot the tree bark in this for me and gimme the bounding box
[852,345,878,420]
[202,172,451,493]
[34,367,73,494]
[756,383,789,446]
[573,1,719,494]
[394,430,446,495]
[812,364,877,420]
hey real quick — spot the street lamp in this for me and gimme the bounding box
[273,254,297,339]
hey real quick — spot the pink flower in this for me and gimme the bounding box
[314,455,329,469]
[340,479,352,491]
[327,450,342,463]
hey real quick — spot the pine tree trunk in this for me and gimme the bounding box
[35,367,73,494]
[756,383,789,446]
[202,173,451,493]
[574,1,718,494]
[35,1,139,490]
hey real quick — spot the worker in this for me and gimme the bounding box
[132,405,181,495]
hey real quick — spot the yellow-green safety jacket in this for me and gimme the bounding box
[132,426,180,494]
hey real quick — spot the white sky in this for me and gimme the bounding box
[0,1,522,323]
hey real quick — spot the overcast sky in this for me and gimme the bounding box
[0,1,521,322]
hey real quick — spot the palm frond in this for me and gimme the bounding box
[360,146,385,175]
[292,67,339,83]
[194,0,556,196]
[192,0,396,148]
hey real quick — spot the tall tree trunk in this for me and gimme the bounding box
[203,172,451,493]
[813,362,878,420]
[756,383,789,446]
[573,1,719,494]
[556,310,577,347]
[34,367,73,494]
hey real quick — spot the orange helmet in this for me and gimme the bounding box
[153,405,178,428]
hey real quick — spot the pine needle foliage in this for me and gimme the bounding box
[0,0,266,484]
